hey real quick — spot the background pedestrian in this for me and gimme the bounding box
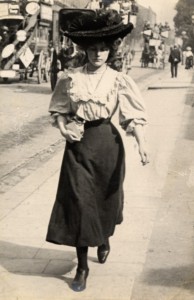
[122,46,133,74]
[168,44,181,78]
[185,46,193,69]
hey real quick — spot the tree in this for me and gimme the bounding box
[173,0,194,50]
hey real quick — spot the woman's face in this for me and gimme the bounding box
[86,42,110,68]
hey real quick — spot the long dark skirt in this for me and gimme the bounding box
[46,119,125,247]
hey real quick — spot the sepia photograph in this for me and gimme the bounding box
[0,0,194,299]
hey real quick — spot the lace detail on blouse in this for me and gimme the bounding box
[68,66,118,105]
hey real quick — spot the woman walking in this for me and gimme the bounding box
[46,9,149,292]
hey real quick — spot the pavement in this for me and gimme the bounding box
[0,65,194,300]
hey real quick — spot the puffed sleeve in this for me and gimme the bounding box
[118,73,148,133]
[48,72,72,126]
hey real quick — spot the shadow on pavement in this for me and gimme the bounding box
[0,240,77,288]
[142,266,194,291]
[0,240,98,290]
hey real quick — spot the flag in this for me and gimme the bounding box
[143,30,152,36]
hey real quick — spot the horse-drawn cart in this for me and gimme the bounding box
[141,21,170,69]
[0,0,52,83]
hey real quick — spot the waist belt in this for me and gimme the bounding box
[84,118,111,128]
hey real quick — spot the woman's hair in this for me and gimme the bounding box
[77,37,123,63]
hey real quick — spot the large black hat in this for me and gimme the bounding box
[59,9,134,45]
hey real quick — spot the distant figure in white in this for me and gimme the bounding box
[122,46,133,74]
[155,45,164,69]
[120,0,131,24]
[109,0,121,12]
[185,46,193,69]
[86,0,100,10]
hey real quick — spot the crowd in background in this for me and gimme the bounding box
[143,21,171,36]
[86,0,138,16]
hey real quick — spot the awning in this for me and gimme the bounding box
[54,0,89,8]
[0,15,24,21]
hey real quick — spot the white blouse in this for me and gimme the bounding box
[49,65,147,133]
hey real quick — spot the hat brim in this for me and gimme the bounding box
[65,22,134,44]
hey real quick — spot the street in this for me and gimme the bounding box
[0,59,194,300]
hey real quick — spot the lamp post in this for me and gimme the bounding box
[192,14,194,34]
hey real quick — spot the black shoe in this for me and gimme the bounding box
[71,268,89,292]
[97,246,110,264]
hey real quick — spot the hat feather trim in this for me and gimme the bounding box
[63,9,134,43]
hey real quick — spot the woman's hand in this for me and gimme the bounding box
[138,142,149,166]
[133,124,149,166]
[57,115,82,143]
[59,127,81,143]
[57,115,80,143]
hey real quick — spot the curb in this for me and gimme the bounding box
[148,84,192,90]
